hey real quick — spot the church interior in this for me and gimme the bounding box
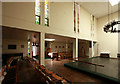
[0,0,120,83]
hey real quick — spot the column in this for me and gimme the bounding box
[39,32,45,66]
[0,2,2,74]
[73,38,78,60]
[91,40,94,57]
[30,40,32,58]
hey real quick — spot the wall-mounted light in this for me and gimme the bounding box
[45,39,55,41]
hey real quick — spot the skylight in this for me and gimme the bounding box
[109,0,120,6]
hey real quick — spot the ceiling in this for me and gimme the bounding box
[45,34,74,43]
[3,26,39,43]
[79,2,118,18]
[45,34,92,44]
[3,27,91,44]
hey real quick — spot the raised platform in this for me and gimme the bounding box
[64,57,120,83]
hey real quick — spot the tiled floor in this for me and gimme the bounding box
[45,58,107,83]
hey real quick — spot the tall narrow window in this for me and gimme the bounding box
[77,4,80,33]
[74,2,76,32]
[35,0,41,24]
[44,0,49,26]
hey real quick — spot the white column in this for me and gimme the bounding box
[40,32,45,66]
[73,38,78,59]
[30,40,32,58]
[91,40,94,57]
[76,38,78,58]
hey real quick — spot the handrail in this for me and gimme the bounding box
[79,60,104,67]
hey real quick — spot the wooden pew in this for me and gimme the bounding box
[2,58,17,84]
[59,52,73,60]
[7,57,14,67]
[28,57,69,84]
[33,62,69,84]
[2,65,7,76]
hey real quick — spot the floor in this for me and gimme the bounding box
[17,60,45,83]
[45,57,108,83]
[2,59,46,84]
[84,57,120,79]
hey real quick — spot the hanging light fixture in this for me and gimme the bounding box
[103,1,120,33]
[104,21,120,33]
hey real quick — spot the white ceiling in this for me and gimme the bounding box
[45,34,92,44]
[45,34,74,43]
[3,27,39,43]
[79,2,118,18]
[3,27,91,44]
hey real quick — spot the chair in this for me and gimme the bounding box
[2,64,16,84]
[45,69,53,83]
[2,65,7,77]
[51,73,63,84]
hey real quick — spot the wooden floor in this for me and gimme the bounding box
[45,58,109,83]
[17,60,45,83]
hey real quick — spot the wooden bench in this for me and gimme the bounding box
[2,65,7,76]
[32,61,69,84]
[59,52,73,60]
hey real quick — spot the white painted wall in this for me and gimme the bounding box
[93,17,98,41]
[2,2,97,41]
[78,7,91,40]
[2,2,99,65]
[97,12,118,58]
[51,42,73,53]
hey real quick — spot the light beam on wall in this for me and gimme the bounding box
[45,39,55,41]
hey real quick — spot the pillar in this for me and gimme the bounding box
[73,38,78,59]
[91,40,94,57]
[39,32,45,66]
[30,40,32,58]
[89,41,94,58]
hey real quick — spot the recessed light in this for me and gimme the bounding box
[45,39,55,41]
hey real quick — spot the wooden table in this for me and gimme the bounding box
[16,60,46,83]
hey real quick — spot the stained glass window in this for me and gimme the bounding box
[77,4,80,33]
[44,0,49,26]
[74,2,76,32]
[35,0,40,24]
[74,2,80,33]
